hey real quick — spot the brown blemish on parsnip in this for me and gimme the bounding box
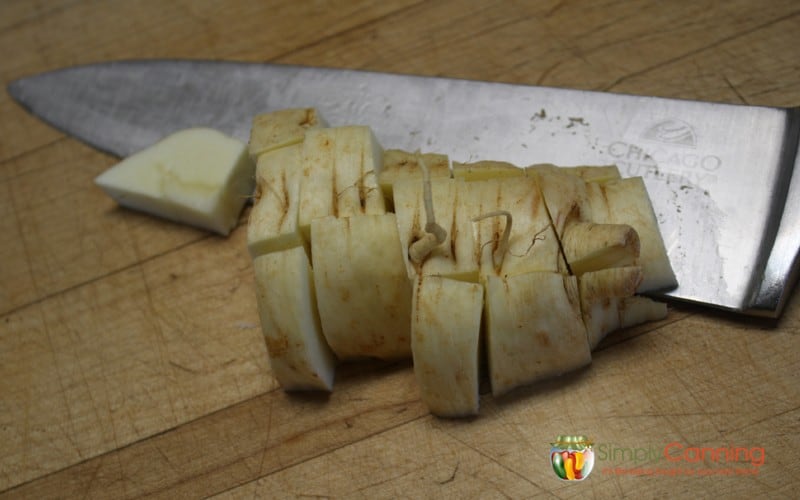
[265,334,289,358]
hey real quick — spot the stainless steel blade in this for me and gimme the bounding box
[7,60,800,317]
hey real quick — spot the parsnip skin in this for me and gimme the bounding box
[298,126,386,240]
[248,108,327,161]
[585,178,678,292]
[485,271,591,397]
[528,165,591,239]
[253,247,336,391]
[393,178,479,281]
[452,160,526,181]
[243,112,677,414]
[333,126,386,218]
[247,145,304,257]
[578,266,644,348]
[558,164,621,183]
[379,150,450,203]
[466,177,564,279]
[412,276,483,417]
[311,214,412,360]
[620,296,668,328]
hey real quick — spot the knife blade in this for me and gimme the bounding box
[7,59,800,317]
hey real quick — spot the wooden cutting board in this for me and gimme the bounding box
[1,1,799,497]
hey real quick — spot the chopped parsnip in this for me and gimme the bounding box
[243,109,675,418]
[95,127,253,235]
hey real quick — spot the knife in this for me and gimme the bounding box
[7,59,800,317]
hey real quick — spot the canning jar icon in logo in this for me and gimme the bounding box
[551,435,594,481]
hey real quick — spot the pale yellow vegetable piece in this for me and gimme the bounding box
[452,160,525,181]
[585,177,678,292]
[531,165,644,277]
[557,164,621,183]
[619,296,668,328]
[298,126,386,240]
[561,221,640,276]
[393,177,479,282]
[248,107,326,161]
[253,246,336,391]
[485,271,591,396]
[247,145,305,257]
[467,177,564,278]
[529,164,592,238]
[411,276,483,417]
[95,127,254,235]
[578,266,643,348]
[311,214,412,360]
[243,110,675,407]
[379,149,450,202]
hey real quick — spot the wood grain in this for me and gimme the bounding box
[1,0,798,497]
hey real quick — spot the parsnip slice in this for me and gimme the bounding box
[94,127,254,235]
[247,145,304,257]
[393,178,479,281]
[561,221,640,275]
[578,266,643,348]
[620,296,668,328]
[467,177,563,278]
[529,165,591,238]
[248,108,326,161]
[334,126,387,217]
[452,160,525,181]
[311,214,412,360]
[559,165,621,183]
[253,247,336,391]
[412,276,483,417]
[298,126,386,240]
[379,150,450,203]
[485,271,591,396]
[585,177,678,292]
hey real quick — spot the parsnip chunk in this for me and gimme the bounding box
[412,276,483,417]
[247,145,304,257]
[95,127,254,235]
[248,107,327,160]
[466,177,563,278]
[393,178,478,281]
[253,247,336,391]
[298,126,386,240]
[485,271,591,396]
[311,214,412,360]
[379,150,450,203]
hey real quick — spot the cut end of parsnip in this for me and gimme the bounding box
[586,177,678,292]
[94,127,254,235]
[562,221,640,275]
